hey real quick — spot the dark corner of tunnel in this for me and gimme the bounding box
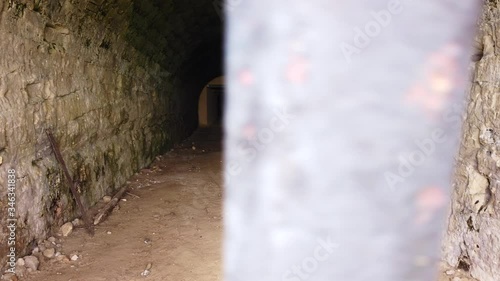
[125,0,225,138]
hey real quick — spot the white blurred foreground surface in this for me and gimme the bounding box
[224,1,480,280]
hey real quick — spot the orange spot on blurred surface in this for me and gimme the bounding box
[239,69,254,86]
[417,186,447,209]
[405,43,462,118]
[415,186,448,225]
[430,73,453,94]
[242,124,256,139]
[286,56,309,84]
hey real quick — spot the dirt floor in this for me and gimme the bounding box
[21,128,223,281]
[12,127,478,281]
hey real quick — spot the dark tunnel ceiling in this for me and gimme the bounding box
[126,0,224,130]
[127,0,223,83]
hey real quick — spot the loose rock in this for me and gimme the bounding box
[42,240,53,249]
[70,254,79,261]
[48,236,56,243]
[141,263,152,276]
[43,248,55,258]
[23,255,39,271]
[72,218,83,227]
[14,264,26,277]
[103,195,112,203]
[61,222,74,237]
[0,273,17,281]
[16,258,25,267]
[56,255,70,263]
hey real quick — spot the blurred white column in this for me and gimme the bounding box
[224,1,480,280]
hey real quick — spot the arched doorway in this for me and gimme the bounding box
[198,76,225,127]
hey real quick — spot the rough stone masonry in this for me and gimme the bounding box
[443,2,500,281]
[224,0,478,281]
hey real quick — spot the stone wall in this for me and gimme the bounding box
[0,0,221,270]
[443,2,500,281]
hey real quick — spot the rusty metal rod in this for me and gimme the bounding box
[46,129,94,236]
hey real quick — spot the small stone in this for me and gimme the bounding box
[38,245,46,252]
[48,236,56,243]
[141,263,153,276]
[70,254,79,261]
[56,255,70,263]
[16,258,25,267]
[72,218,83,227]
[43,240,53,249]
[1,273,17,281]
[14,265,26,277]
[43,248,55,258]
[121,198,127,202]
[0,156,3,166]
[61,222,74,237]
[24,255,39,271]
[55,251,61,257]
[192,146,196,150]
[32,247,39,255]
[446,269,455,275]
[107,231,112,235]
[452,277,462,281]
[102,195,112,203]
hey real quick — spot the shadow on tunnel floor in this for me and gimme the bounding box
[179,126,224,153]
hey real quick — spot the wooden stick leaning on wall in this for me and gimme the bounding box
[46,129,95,236]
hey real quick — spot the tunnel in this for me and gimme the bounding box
[0,0,499,281]
[0,0,224,279]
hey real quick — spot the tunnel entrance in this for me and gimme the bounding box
[198,76,225,127]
